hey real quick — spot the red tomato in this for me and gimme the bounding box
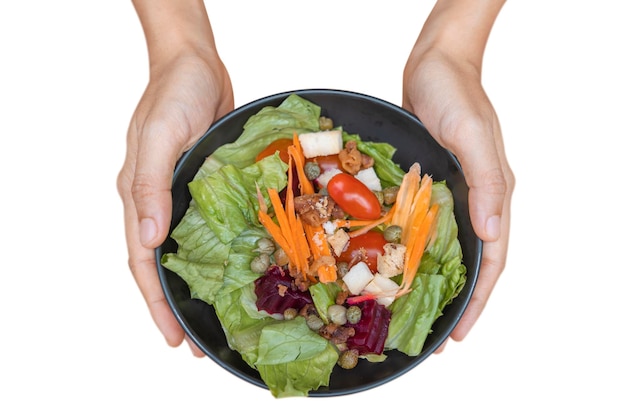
[255,138,292,164]
[336,231,387,273]
[307,154,344,173]
[327,173,381,220]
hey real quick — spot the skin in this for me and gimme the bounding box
[118,0,514,356]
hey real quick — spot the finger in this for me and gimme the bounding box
[185,335,206,358]
[434,338,449,354]
[131,114,183,249]
[451,180,511,341]
[120,181,187,347]
[452,115,508,244]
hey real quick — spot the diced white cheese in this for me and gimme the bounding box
[315,168,342,189]
[342,261,374,295]
[299,130,343,158]
[363,273,400,307]
[327,228,350,256]
[355,167,382,191]
[376,243,406,278]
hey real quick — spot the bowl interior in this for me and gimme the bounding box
[156,89,481,397]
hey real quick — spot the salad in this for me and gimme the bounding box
[161,94,467,397]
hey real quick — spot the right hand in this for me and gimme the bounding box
[117,52,233,356]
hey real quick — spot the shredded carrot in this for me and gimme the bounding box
[257,209,294,264]
[401,174,432,244]
[285,160,311,273]
[289,132,315,195]
[396,204,439,297]
[391,163,421,231]
[345,207,396,238]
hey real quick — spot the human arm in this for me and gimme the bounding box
[403,0,514,347]
[117,0,233,355]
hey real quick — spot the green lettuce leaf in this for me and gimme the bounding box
[309,281,343,324]
[256,318,338,398]
[160,202,230,304]
[189,154,288,244]
[256,316,330,365]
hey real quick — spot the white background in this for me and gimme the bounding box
[1,1,624,416]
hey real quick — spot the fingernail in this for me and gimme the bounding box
[139,217,157,246]
[486,215,501,240]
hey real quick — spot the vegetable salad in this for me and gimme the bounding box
[161,94,467,397]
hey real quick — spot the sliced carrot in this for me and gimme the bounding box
[346,207,396,238]
[391,163,421,231]
[401,174,432,244]
[289,132,315,195]
[257,210,294,263]
[396,204,439,297]
[267,188,301,273]
[284,161,311,274]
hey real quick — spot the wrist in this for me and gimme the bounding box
[132,0,219,71]
[411,0,505,71]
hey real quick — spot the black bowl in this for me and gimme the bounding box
[156,89,481,397]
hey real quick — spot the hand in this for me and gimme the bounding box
[117,51,233,356]
[403,44,514,350]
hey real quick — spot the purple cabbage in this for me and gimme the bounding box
[254,265,313,314]
[346,299,391,355]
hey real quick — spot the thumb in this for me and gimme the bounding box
[132,123,181,249]
[456,122,507,243]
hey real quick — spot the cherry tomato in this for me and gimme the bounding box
[255,138,292,164]
[327,173,381,220]
[306,154,344,173]
[336,231,387,273]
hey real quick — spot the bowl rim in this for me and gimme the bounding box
[156,88,482,397]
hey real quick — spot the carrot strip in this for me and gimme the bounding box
[333,206,395,229]
[289,133,315,195]
[294,216,312,273]
[391,163,421,231]
[396,204,439,297]
[257,210,293,261]
[347,207,396,238]
[284,160,310,274]
[267,188,301,273]
[401,174,432,244]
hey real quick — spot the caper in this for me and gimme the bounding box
[319,116,334,131]
[327,304,348,325]
[283,308,298,320]
[346,305,362,324]
[337,349,359,369]
[383,225,402,243]
[336,261,349,278]
[273,247,289,266]
[382,186,400,205]
[306,315,324,331]
[304,161,321,180]
[255,237,275,254]
[250,253,271,274]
